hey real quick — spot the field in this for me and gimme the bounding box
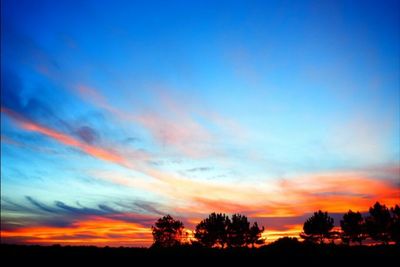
[2,243,399,266]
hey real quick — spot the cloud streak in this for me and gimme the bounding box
[94,167,400,219]
[1,107,129,166]
[74,83,248,159]
[1,216,152,247]
[1,196,159,246]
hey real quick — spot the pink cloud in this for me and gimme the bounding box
[1,107,130,167]
[74,83,248,159]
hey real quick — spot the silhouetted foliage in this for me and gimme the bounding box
[150,202,398,249]
[194,213,231,248]
[365,202,391,244]
[151,215,184,248]
[300,210,334,244]
[340,210,366,245]
[248,222,265,248]
[194,213,265,248]
[390,204,400,245]
[270,237,299,247]
[227,214,250,247]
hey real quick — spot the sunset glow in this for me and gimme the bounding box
[1,0,399,247]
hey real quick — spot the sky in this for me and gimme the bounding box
[1,0,399,246]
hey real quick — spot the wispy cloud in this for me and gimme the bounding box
[93,167,400,219]
[186,167,213,172]
[1,195,158,246]
[2,196,157,226]
[1,165,398,246]
[2,107,128,166]
[73,83,248,159]
[1,216,152,247]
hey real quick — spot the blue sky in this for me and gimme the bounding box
[1,0,399,246]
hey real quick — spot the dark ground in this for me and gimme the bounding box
[1,243,399,266]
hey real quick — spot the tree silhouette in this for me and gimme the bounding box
[270,237,299,247]
[151,215,184,248]
[390,204,400,245]
[340,210,366,245]
[300,210,334,244]
[365,202,391,245]
[227,214,250,247]
[247,222,265,248]
[194,213,230,248]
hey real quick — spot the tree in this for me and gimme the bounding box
[151,215,184,248]
[365,202,391,244]
[300,210,334,244]
[270,237,299,247]
[340,210,366,245]
[226,214,250,247]
[247,222,265,248]
[194,213,230,248]
[390,204,400,245]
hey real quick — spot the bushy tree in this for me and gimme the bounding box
[194,213,265,248]
[227,214,250,247]
[194,213,230,248]
[151,215,184,248]
[365,202,391,244]
[247,222,265,248]
[390,204,400,245]
[340,210,366,245]
[300,210,334,244]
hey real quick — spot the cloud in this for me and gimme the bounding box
[94,166,400,219]
[2,107,129,166]
[1,196,157,247]
[73,83,248,159]
[3,196,158,228]
[75,126,99,144]
[186,167,213,172]
[124,137,141,144]
[1,216,153,247]
[98,204,120,214]
[54,201,107,216]
[2,167,399,247]
[135,111,214,158]
[1,69,69,131]
[1,197,34,214]
[25,196,57,213]
[75,85,115,113]
[0,70,122,159]
[134,201,164,216]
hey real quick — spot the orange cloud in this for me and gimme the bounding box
[2,168,398,246]
[95,168,399,219]
[172,171,398,217]
[1,216,152,247]
[1,107,128,166]
[263,224,303,243]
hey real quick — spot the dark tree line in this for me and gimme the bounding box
[194,213,265,248]
[151,202,399,248]
[300,202,399,245]
[152,213,265,248]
